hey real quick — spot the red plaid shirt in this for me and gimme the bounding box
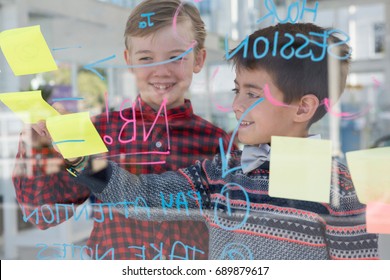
[13,98,233,260]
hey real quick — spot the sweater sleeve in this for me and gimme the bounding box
[322,160,379,260]
[76,161,208,222]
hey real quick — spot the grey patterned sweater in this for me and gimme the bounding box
[77,151,379,260]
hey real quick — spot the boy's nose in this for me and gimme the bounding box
[152,64,172,76]
[232,98,246,113]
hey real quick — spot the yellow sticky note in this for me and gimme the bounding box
[269,136,332,203]
[0,25,57,75]
[0,90,59,123]
[366,202,390,234]
[46,112,108,159]
[346,147,390,204]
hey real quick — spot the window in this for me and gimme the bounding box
[198,0,212,15]
[373,22,385,54]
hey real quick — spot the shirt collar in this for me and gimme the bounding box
[240,134,322,174]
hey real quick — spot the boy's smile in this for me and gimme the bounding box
[124,21,205,111]
[239,120,255,127]
[149,81,177,96]
[232,68,301,145]
[151,83,175,91]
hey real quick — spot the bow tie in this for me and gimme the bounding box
[240,135,321,174]
[241,144,271,174]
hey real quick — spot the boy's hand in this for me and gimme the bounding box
[29,102,70,153]
[31,120,50,138]
[91,158,108,173]
[31,102,68,138]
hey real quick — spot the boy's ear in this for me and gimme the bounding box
[123,49,133,72]
[294,94,319,123]
[193,48,206,73]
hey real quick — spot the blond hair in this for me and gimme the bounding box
[124,0,206,54]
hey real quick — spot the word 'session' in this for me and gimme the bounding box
[225,29,350,62]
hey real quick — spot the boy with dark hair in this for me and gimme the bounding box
[13,0,232,260]
[70,22,379,259]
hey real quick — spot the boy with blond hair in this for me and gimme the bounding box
[13,0,232,260]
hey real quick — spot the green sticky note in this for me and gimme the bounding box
[46,112,108,159]
[0,90,59,123]
[346,147,390,204]
[0,25,57,75]
[269,136,332,203]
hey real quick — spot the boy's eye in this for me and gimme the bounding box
[170,56,184,61]
[232,88,239,94]
[247,92,259,98]
[139,57,152,61]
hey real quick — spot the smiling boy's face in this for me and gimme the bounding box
[124,21,205,111]
[232,68,305,146]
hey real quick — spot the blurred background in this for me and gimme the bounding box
[0,0,389,259]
